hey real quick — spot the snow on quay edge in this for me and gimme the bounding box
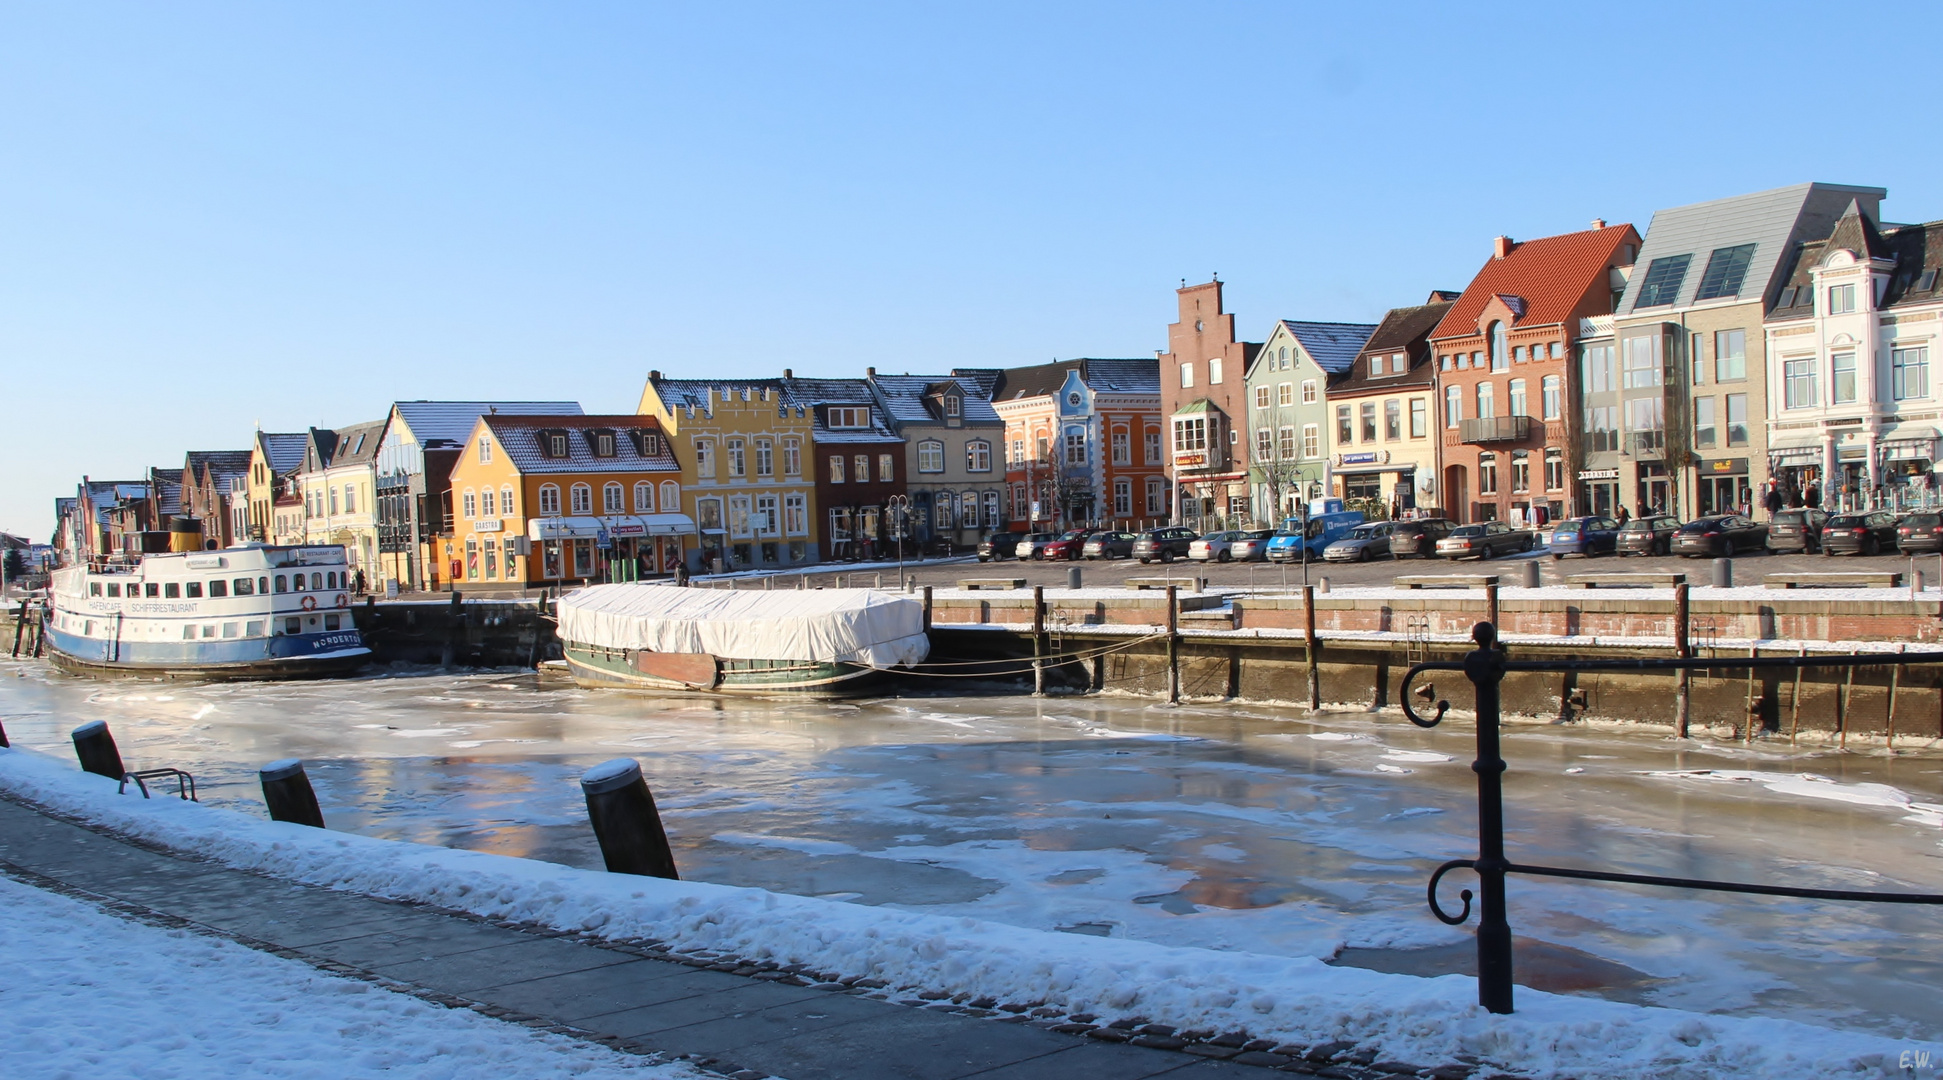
[0,746,1921,1080]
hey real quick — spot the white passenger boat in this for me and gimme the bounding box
[44,545,372,681]
[556,584,928,696]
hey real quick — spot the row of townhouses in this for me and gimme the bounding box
[53,182,1943,588]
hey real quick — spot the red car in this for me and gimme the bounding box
[1038,529,1095,560]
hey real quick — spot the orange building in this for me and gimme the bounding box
[441,414,690,591]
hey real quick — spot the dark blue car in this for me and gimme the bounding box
[1547,515,1622,559]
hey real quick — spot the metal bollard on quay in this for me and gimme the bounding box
[259,758,327,828]
[580,758,679,879]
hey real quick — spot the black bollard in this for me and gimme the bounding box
[1068,566,1082,590]
[580,758,679,879]
[259,758,326,828]
[71,720,125,780]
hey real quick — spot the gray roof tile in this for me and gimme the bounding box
[392,400,584,448]
[1281,320,1379,374]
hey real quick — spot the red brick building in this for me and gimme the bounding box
[1160,280,1261,527]
[1428,224,1639,525]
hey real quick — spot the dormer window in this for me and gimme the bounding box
[537,430,569,458]
[593,430,616,457]
[642,432,660,456]
[1368,356,1381,378]
[828,406,869,429]
[944,395,961,418]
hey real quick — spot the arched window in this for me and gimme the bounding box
[659,480,680,512]
[603,482,624,514]
[462,489,477,519]
[966,440,991,472]
[634,482,654,513]
[570,483,592,515]
[539,484,561,516]
[1477,382,1496,419]
[500,486,514,517]
[1489,321,1509,372]
[480,488,494,516]
[917,440,944,473]
[1508,378,1527,417]
[1445,386,1462,428]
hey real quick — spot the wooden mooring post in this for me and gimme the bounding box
[71,721,125,780]
[922,586,933,634]
[1674,581,1691,737]
[1032,585,1046,696]
[580,758,679,879]
[1165,584,1180,705]
[440,590,463,669]
[1304,584,1320,710]
[259,759,326,828]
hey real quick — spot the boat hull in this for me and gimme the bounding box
[562,643,890,697]
[42,624,372,682]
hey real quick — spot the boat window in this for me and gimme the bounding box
[292,575,305,592]
[222,623,239,638]
[285,617,301,635]
[146,583,159,598]
[327,571,338,589]
[185,582,204,598]
[164,583,180,599]
[275,574,288,593]
[182,625,195,640]
[311,573,323,590]
[324,613,341,631]
[209,580,228,598]
[233,578,254,596]
[202,625,216,638]
[89,581,101,596]
[246,621,263,637]
[258,577,268,594]
[106,583,120,597]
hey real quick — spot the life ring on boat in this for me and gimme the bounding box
[333,593,347,608]
[300,595,318,611]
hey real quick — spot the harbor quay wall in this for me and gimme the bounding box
[351,597,559,667]
[928,625,1943,745]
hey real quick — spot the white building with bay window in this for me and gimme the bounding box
[1764,201,1943,511]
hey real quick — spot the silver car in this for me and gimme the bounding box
[1321,521,1395,563]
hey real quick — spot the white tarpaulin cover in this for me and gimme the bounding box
[557,584,929,668]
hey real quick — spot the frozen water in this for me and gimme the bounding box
[3,658,1942,1038]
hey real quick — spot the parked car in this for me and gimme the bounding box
[1388,518,1456,558]
[976,531,1028,562]
[1013,532,1060,560]
[1898,511,1943,555]
[1188,530,1243,562]
[1546,516,1622,560]
[1322,521,1396,562]
[1616,515,1681,557]
[1265,510,1366,563]
[1229,530,1281,562]
[1765,508,1828,553]
[1670,515,1768,558]
[1820,511,1899,556]
[1081,531,1138,559]
[1038,529,1095,561]
[1133,526,1198,564]
[1435,521,1534,560]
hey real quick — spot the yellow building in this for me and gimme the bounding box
[441,414,690,590]
[245,430,309,542]
[638,372,820,572]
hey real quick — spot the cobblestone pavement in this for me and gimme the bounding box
[0,794,1501,1080]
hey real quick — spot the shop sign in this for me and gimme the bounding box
[1838,446,1867,461]
[1577,469,1619,481]
[1705,459,1748,475]
[1173,452,1207,467]
[609,522,647,536]
[1338,451,1388,466]
[473,519,502,532]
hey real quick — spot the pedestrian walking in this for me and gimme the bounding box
[1763,482,1783,520]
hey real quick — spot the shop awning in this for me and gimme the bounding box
[529,517,604,540]
[1766,432,1822,461]
[633,513,698,537]
[1878,425,1941,455]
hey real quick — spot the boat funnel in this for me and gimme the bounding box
[169,516,204,553]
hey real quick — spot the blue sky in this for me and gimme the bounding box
[4,1,1940,537]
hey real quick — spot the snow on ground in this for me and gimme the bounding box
[0,873,699,1080]
[0,745,1921,1080]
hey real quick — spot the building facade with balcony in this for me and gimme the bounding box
[639,372,820,572]
[1764,201,1943,512]
[867,369,1006,552]
[1613,183,1883,520]
[442,414,688,591]
[1430,223,1641,524]
[1241,318,1378,524]
[1160,280,1259,529]
[371,401,583,592]
[1319,296,1455,518]
[993,358,1163,531]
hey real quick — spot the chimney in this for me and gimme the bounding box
[649,369,661,381]
[783,368,793,379]
[866,366,875,378]
[1590,218,1607,230]
[1493,236,1514,259]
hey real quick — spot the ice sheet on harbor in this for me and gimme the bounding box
[0,745,1919,1080]
[0,870,695,1079]
[557,583,929,667]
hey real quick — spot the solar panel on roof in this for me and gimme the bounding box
[1693,244,1756,301]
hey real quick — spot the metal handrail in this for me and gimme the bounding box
[1396,622,1943,1014]
[118,768,198,802]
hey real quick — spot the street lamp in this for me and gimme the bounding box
[887,494,910,586]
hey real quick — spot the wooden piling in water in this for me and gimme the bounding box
[1674,582,1691,738]
[922,586,933,634]
[1166,584,1180,705]
[1304,584,1319,710]
[1032,585,1046,696]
